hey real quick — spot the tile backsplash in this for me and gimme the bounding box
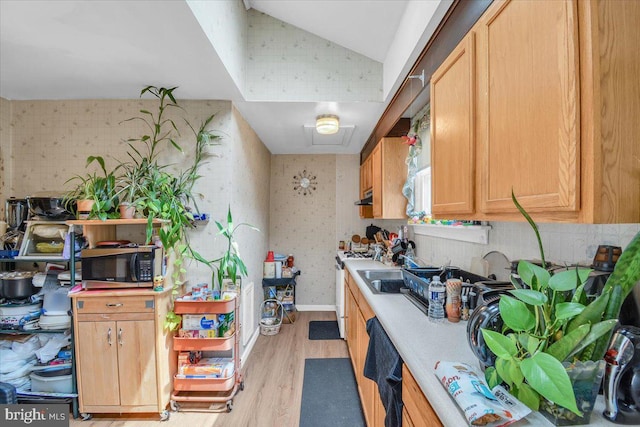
[413,222,640,272]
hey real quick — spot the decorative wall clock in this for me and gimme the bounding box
[292,169,317,196]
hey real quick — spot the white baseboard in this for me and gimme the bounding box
[240,326,259,368]
[295,304,336,312]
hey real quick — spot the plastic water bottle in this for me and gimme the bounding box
[428,276,445,323]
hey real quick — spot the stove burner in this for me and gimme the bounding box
[343,251,373,259]
[2,298,33,306]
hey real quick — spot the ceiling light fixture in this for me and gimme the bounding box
[316,114,340,135]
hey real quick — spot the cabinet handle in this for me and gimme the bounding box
[106,303,123,308]
[118,328,123,346]
[107,328,112,346]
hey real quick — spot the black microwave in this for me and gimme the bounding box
[81,246,163,289]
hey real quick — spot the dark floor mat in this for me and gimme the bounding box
[308,320,341,340]
[299,358,365,427]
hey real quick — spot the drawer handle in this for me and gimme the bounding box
[106,303,123,308]
[107,328,112,346]
[118,328,123,346]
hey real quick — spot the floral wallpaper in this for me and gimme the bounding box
[3,97,271,353]
[187,0,248,93]
[0,97,11,220]
[246,10,382,102]
[270,154,336,306]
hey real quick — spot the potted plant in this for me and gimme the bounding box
[64,156,119,220]
[480,192,624,425]
[164,206,257,332]
[211,206,259,292]
[114,162,147,219]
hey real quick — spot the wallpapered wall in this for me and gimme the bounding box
[0,97,10,215]
[269,155,337,306]
[246,9,382,102]
[1,97,271,353]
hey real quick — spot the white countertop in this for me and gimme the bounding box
[343,259,615,427]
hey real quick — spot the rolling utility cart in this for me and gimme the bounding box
[262,270,300,323]
[169,295,243,413]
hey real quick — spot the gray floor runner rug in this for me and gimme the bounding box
[308,320,341,340]
[299,358,365,427]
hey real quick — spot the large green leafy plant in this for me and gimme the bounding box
[64,155,120,220]
[481,192,618,416]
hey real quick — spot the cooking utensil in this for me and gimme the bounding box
[0,271,36,299]
[5,198,28,231]
[467,293,503,369]
[482,251,511,281]
[366,224,381,240]
[26,196,75,220]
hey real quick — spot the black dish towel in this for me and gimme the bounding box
[364,317,403,427]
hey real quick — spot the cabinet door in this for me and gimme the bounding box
[345,284,357,365]
[372,144,383,218]
[431,32,476,215]
[360,156,373,219]
[77,321,120,406]
[476,0,580,214]
[356,306,374,426]
[117,320,158,406]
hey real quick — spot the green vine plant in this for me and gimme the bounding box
[481,191,618,416]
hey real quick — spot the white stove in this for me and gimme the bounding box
[335,250,374,338]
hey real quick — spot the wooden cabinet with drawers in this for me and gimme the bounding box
[71,288,175,419]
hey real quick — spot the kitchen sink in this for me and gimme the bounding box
[356,269,406,294]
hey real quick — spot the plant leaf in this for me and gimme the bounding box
[481,329,518,359]
[514,383,540,411]
[485,366,501,389]
[499,295,536,331]
[555,302,586,320]
[496,358,513,387]
[518,261,550,290]
[566,319,618,360]
[549,269,583,292]
[546,324,590,361]
[520,352,581,416]
[510,289,548,306]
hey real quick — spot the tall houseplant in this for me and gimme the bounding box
[481,192,619,423]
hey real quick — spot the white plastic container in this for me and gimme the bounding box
[30,367,72,393]
[43,286,71,315]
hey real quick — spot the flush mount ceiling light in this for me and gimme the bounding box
[315,114,340,135]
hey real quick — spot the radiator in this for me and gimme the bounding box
[241,281,257,346]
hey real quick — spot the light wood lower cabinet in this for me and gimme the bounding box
[72,289,175,417]
[345,270,382,426]
[402,365,442,427]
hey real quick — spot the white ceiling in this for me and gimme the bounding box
[0,0,446,154]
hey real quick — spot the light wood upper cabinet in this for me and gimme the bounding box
[431,32,476,216]
[428,0,640,223]
[371,137,408,219]
[360,156,373,219]
[578,0,640,223]
[476,0,580,215]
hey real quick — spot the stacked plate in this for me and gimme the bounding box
[39,313,71,330]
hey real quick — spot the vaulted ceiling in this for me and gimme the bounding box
[0,0,451,154]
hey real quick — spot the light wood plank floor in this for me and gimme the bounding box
[72,311,349,427]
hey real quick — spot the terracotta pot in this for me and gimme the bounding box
[76,199,94,219]
[119,203,136,219]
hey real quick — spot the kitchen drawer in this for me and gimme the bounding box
[402,364,442,426]
[75,296,155,314]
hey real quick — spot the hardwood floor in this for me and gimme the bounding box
[72,311,349,427]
